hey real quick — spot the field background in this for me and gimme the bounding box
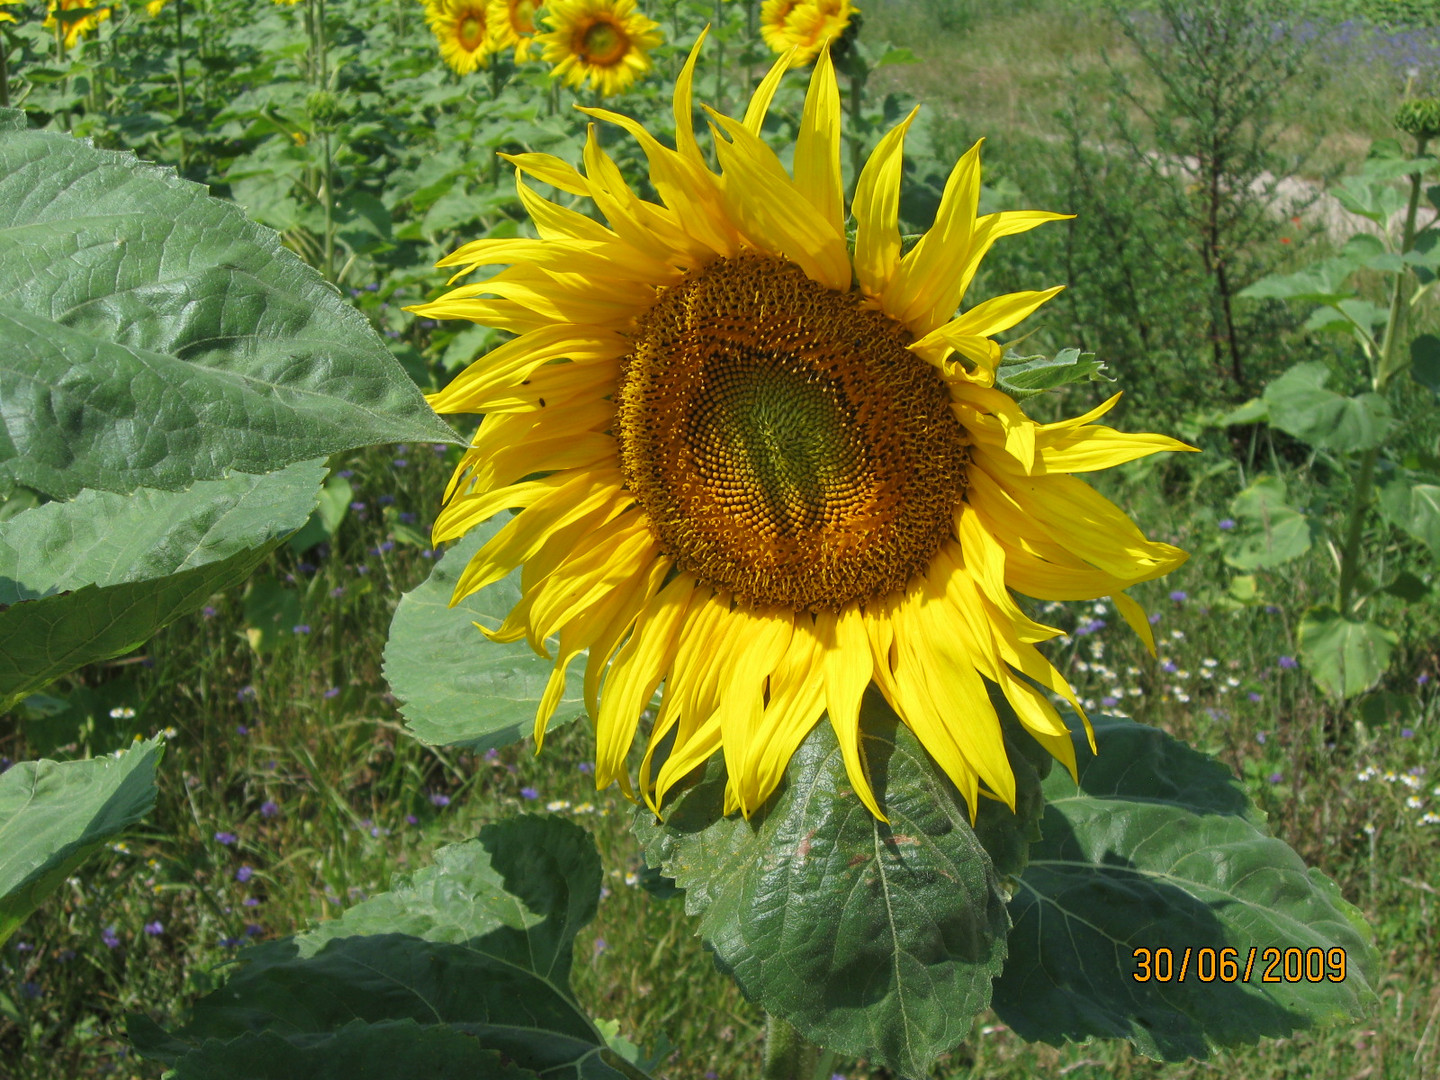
[1,0,1438,1077]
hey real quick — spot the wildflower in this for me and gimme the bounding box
[1100,695,1119,707]
[1160,659,1178,674]
[411,36,1191,822]
[1169,590,1187,602]
[329,587,346,598]
[1248,691,1262,702]
[101,926,120,948]
[578,760,594,774]
[1148,612,1162,625]
[1419,673,1431,686]
[520,786,540,800]
[260,800,280,818]
[214,831,238,846]
[429,792,452,807]
[243,896,260,907]
[537,0,663,96]
[1256,732,1267,744]
[237,686,256,703]
[143,921,163,936]
[1407,796,1423,809]
[593,936,608,956]
[1218,518,1235,530]
[425,0,498,74]
[236,866,254,883]
[1268,772,1283,784]
[407,813,420,825]
[547,799,572,811]
[1278,655,1298,669]
[1401,727,1415,739]
[292,624,311,635]
[236,725,250,736]
[108,706,136,720]
[324,687,340,699]
[202,605,217,617]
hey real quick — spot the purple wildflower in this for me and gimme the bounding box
[236,866,254,883]
[237,685,256,703]
[324,687,340,699]
[592,937,608,957]
[349,501,366,512]
[406,814,419,826]
[292,624,311,635]
[214,831,238,846]
[521,786,539,800]
[337,469,354,478]
[1419,673,1431,686]
[202,605,217,618]
[1248,691,1262,703]
[1161,659,1178,674]
[578,761,593,775]
[329,586,346,599]
[1218,518,1235,530]
[101,926,120,949]
[429,793,451,808]
[236,725,249,736]
[1401,728,1415,739]
[1267,772,1283,784]
[242,897,260,908]
[260,800,280,819]
[1148,612,1162,625]
[1101,695,1120,707]
[143,921,163,936]
[1278,655,1298,669]
[1169,590,1187,602]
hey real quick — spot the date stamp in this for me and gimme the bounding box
[1132,947,1349,984]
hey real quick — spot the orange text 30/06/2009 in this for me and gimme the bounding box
[1132,946,1350,984]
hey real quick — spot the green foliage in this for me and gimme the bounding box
[995,347,1113,399]
[635,693,1023,1080]
[128,815,644,1079]
[992,717,1378,1060]
[0,737,162,948]
[0,110,456,503]
[1298,609,1399,698]
[1263,362,1394,452]
[383,515,585,753]
[1220,476,1315,571]
[0,462,325,706]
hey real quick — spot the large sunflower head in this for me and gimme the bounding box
[411,35,1193,823]
[43,0,110,48]
[488,0,542,62]
[535,0,662,97]
[426,0,497,75]
[761,0,856,67]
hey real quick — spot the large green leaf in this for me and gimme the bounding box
[635,692,1016,1079]
[1261,362,1393,453]
[1377,473,1440,561]
[1297,607,1397,699]
[0,736,164,947]
[0,461,325,705]
[992,716,1377,1061]
[128,816,642,1080]
[1220,475,1313,571]
[383,516,584,752]
[0,110,457,501]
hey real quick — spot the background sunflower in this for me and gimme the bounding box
[425,0,497,75]
[535,0,662,97]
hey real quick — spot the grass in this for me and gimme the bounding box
[3,1,1440,1078]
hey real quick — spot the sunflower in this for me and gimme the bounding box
[760,0,855,67]
[489,0,542,62]
[145,0,166,16]
[0,0,23,24]
[425,0,497,74]
[535,0,661,97]
[43,0,110,48]
[410,35,1193,823]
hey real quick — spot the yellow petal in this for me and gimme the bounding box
[794,43,844,243]
[928,285,1065,341]
[1110,589,1158,658]
[852,108,918,299]
[883,138,983,331]
[743,47,793,134]
[817,605,886,821]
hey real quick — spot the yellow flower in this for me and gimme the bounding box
[411,35,1193,823]
[145,0,166,15]
[426,0,496,74]
[0,0,23,24]
[535,0,661,97]
[761,0,855,67]
[488,0,541,62]
[43,0,110,48]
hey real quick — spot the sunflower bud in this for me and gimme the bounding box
[1395,98,1440,140]
[305,90,342,127]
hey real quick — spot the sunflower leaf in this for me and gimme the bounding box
[0,110,458,502]
[0,737,163,948]
[0,461,326,706]
[126,816,640,1079]
[383,515,585,752]
[634,692,1011,1079]
[996,347,1112,399]
[991,715,1378,1061]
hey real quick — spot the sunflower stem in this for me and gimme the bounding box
[761,1014,824,1080]
[1334,132,1428,617]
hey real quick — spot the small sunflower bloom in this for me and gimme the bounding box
[426,0,497,74]
[145,0,167,15]
[1,0,25,23]
[489,0,542,62]
[412,35,1192,823]
[536,0,661,97]
[761,0,855,67]
[43,0,110,48]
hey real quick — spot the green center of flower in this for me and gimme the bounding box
[457,13,485,52]
[616,253,970,611]
[581,19,627,65]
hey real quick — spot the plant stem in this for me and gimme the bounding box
[174,0,185,116]
[1334,134,1429,615]
[761,1015,824,1080]
[1,34,10,109]
[321,126,334,282]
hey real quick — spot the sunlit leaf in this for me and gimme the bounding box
[1298,608,1397,699]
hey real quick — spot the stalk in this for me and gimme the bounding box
[321,125,334,282]
[761,1015,827,1080]
[2,31,11,109]
[174,0,185,115]
[1335,134,1428,615]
